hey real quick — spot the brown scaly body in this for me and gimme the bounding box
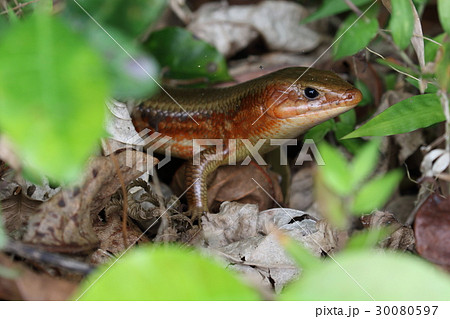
[131,67,362,219]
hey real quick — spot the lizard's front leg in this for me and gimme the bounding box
[185,146,229,221]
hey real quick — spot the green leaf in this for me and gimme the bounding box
[304,119,334,142]
[36,0,53,14]
[436,42,450,91]
[351,169,403,214]
[281,250,450,300]
[350,139,380,188]
[0,14,8,36]
[345,228,390,251]
[315,173,348,229]
[383,73,397,91]
[144,27,231,83]
[335,110,361,153]
[85,25,160,99]
[278,232,321,271]
[332,9,379,60]
[65,0,167,38]
[438,0,450,35]
[0,14,109,183]
[0,265,19,279]
[376,58,418,77]
[406,77,439,93]
[344,94,444,138]
[424,33,445,63]
[354,79,373,106]
[76,245,260,301]
[388,0,414,49]
[0,216,6,249]
[335,109,356,139]
[302,0,373,24]
[317,142,352,196]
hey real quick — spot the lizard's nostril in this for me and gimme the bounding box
[345,88,363,104]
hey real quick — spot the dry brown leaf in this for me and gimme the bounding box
[409,0,425,70]
[0,180,41,239]
[414,194,450,269]
[0,253,77,300]
[23,150,155,253]
[89,207,149,265]
[172,163,283,213]
[361,211,415,251]
[208,164,283,212]
[288,167,315,212]
[188,0,320,57]
[202,202,335,292]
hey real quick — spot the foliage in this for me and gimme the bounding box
[309,0,450,138]
[0,0,231,184]
[344,94,444,138]
[315,140,402,227]
[332,5,378,60]
[281,249,450,301]
[0,13,108,183]
[76,240,450,301]
[76,245,260,301]
[144,27,232,83]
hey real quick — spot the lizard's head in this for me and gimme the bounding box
[264,67,362,123]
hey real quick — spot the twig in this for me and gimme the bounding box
[0,0,39,16]
[3,240,94,275]
[344,0,362,16]
[377,29,418,72]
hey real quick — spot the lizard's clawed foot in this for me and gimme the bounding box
[187,206,207,223]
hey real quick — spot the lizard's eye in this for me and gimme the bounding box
[304,87,319,99]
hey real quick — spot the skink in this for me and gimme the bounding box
[131,67,362,219]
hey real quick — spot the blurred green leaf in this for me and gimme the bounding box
[344,94,444,138]
[76,245,260,301]
[335,109,356,139]
[345,228,390,251]
[318,142,352,196]
[303,0,373,24]
[438,0,450,35]
[278,232,321,271]
[436,42,450,91]
[424,33,444,64]
[332,9,379,60]
[36,0,52,14]
[388,0,414,49]
[144,27,231,83]
[304,119,334,142]
[376,58,418,77]
[0,14,109,183]
[315,171,348,229]
[335,110,361,153]
[406,77,439,93]
[351,169,403,214]
[350,139,380,188]
[281,250,450,300]
[0,13,9,35]
[85,25,159,99]
[383,73,397,91]
[0,216,6,249]
[66,0,167,38]
[0,265,19,279]
[354,79,373,106]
